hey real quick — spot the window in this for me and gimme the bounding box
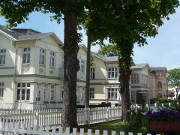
[131,73,139,84]
[108,67,118,79]
[0,49,6,65]
[80,60,85,73]
[60,86,64,100]
[156,72,159,76]
[159,72,163,77]
[23,48,30,64]
[107,88,117,99]
[36,84,41,101]
[90,68,95,79]
[39,49,45,65]
[44,84,48,101]
[0,83,4,97]
[49,52,55,67]
[17,83,30,101]
[50,84,55,101]
[90,88,95,99]
[158,82,162,88]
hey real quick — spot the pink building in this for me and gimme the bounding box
[150,67,167,98]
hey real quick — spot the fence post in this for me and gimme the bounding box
[0,113,3,135]
[106,109,109,122]
[85,108,90,126]
[34,112,39,126]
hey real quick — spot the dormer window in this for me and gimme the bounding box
[23,48,30,64]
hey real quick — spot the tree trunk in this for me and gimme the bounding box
[62,0,79,129]
[118,40,133,121]
[119,62,131,121]
[85,34,91,108]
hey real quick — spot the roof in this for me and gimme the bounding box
[91,52,119,62]
[103,56,119,62]
[150,67,167,71]
[131,64,149,69]
[0,25,63,45]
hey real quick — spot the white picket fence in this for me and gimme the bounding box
[0,107,122,127]
[0,123,159,135]
[131,102,180,112]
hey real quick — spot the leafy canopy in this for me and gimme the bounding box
[0,0,86,27]
[167,68,180,87]
[85,0,179,49]
[98,44,119,56]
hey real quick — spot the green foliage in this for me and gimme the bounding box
[150,98,175,104]
[167,68,180,87]
[98,44,119,56]
[161,100,180,113]
[118,94,147,134]
[0,0,86,27]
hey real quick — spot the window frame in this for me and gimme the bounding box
[49,51,55,67]
[0,82,4,98]
[131,73,139,84]
[44,84,48,101]
[90,88,95,99]
[107,88,118,100]
[90,67,95,79]
[157,82,162,88]
[39,49,45,66]
[16,83,30,101]
[36,83,41,101]
[80,60,85,73]
[108,67,118,79]
[50,84,55,101]
[0,49,6,65]
[23,48,31,64]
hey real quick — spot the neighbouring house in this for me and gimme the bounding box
[148,72,156,98]
[89,52,121,105]
[130,64,150,104]
[0,25,86,110]
[150,67,167,98]
[89,53,152,105]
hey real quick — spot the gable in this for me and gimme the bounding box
[36,35,63,53]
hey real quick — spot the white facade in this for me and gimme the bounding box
[0,27,86,109]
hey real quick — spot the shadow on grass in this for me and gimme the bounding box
[79,120,127,135]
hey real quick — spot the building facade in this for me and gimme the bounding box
[150,67,167,98]
[0,26,86,109]
[0,26,168,109]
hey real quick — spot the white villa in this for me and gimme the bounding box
[0,26,167,110]
[0,25,86,109]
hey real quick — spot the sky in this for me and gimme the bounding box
[1,7,180,70]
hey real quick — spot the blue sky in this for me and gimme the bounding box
[1,8,180,70]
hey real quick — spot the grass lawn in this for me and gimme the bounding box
[78,119,147,135]
[79,120,126,135]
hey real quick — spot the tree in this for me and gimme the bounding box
[85,0,179,121]
[98,44,119,56]
[167,68,180,99]
[0,0,85,128]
